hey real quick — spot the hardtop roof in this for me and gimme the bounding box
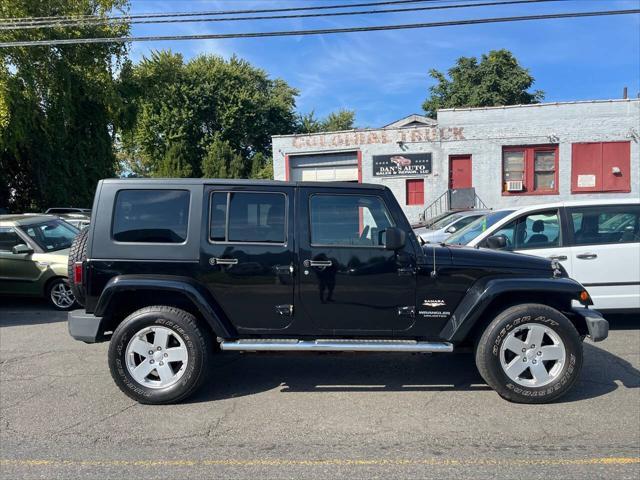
[99,178,387,190]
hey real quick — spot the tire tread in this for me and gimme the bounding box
[109,305,212,404]
[475,303,582,404]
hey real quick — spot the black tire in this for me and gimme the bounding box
[475,303,583,404]
[46,277,77,311]
[108,306,212,404]
[67,227,88,306]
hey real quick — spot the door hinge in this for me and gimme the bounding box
[275,304,294,316]
[397,306,415,318]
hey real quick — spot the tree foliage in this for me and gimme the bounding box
[297,109,355,134]
[422,49,544,118]
[0,0,129,211]
[119,51,299,179]
[0,2,359,211]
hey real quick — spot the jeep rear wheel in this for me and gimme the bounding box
[108,306,212,404]
[475,303,583,404]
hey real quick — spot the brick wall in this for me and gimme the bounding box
[273,99,640,223]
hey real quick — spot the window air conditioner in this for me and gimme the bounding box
[506,180,524,192]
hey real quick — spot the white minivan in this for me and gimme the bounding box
[462,199,640,312]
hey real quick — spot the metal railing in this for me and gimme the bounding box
[420,188,489,224]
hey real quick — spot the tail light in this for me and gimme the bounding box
[73,262,83,284]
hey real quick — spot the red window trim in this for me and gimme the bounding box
[502,144,559,196]
[406,179,424,205]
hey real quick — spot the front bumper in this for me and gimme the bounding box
[68,309,105,343]
[572,307,609,342]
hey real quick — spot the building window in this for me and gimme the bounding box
[406,179,424,205]
[502,145,558,195]
[571,141,631,193]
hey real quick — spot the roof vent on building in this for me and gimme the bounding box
[383,114,437,129]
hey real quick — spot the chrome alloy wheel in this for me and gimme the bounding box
[125,326,189,389]
[499,323,566,388]
[50,281,75,309]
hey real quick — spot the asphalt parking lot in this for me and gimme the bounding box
[0,300,639,480]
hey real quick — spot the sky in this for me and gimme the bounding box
[126,0,640,128]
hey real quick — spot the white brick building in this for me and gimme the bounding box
[272,99,640,222]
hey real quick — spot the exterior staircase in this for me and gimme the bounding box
[419,188,488,224]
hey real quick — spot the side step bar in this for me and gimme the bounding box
[220,339,453,353]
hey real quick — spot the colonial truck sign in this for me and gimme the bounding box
[372,153,432,177]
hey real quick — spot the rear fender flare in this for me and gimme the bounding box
[94,275,235,338]
[440,277,587,343]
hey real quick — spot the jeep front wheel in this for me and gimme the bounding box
[108,306,212,404]
[475,303,583,404]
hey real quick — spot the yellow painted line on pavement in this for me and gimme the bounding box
[1,457,638,468]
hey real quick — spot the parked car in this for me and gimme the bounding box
[462,199,640,312]
[67,179,607,405]
[414,209,489,243]
[45,207,91,215]
[446,209,517,245]
[58,213,91,230]
[413,209,461,229]
[0,214,79,309]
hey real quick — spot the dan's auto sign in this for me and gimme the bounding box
[372,153,432,177]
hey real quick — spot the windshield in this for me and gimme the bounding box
[430,213,464,230]
[446,210,515,245]
[19,219,79,252]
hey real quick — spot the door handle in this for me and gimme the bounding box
[576,253,598,260]
[303,259,332,268]
[209,257,238,266]
[548,255,568,261]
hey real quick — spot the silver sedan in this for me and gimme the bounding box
[414,210,490,243]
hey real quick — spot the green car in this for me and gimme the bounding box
[0,214,79,310]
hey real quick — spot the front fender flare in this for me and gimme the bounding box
[440,277,587,343]
[94,274,235,338]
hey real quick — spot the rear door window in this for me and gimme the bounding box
[209,192,286,244]
[112,190,190,243]
[569,205,640,245]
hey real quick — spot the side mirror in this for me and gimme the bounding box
[384,227,406,251]
[485,235,507,250]
[12,244,34,255]
[445,226,457,234]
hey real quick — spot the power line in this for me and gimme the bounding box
[0,9,636,48]
[0,0,569,30]
[0,0,462,25]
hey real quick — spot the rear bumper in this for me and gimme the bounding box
[68,309,105,343]
[572,307,609,342]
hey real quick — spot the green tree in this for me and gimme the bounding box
[156,140,193,178]
[422,49,544,118]
[0,0,130,211]
[121,52,299,179]
[249,152,273,180]
[297,109,355,133]
[201,136,245,179]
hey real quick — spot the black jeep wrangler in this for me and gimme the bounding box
[67,179,608,404]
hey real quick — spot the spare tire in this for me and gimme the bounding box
[67,227,89,306]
